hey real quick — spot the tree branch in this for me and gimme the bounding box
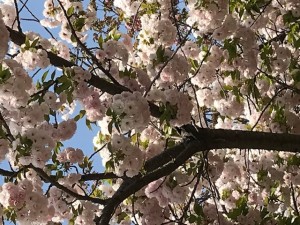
[29,165,107,205]
[7,26,163,117]
[80,172,120,181]
[97,126,300,224]
[96,140,202,225]
[0,168,16,177]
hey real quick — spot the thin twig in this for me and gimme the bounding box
[13,0,22,32]
[251,87,286,131]
[88,143,107,160]
[178,161,203,224]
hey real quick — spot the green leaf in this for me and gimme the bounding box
[44,114,50,122]
[131,133,139,144]
[140,139,149,149]
[0,66,11,84]
[257,168,268,182]
[188,214,198,223]
[292,216,300,225]
[41,70,49,82]
[56,170,63,178]
[98,35,103,48]
[113,32,121,41]
[156,45,167,63]
[291,69,300,83]
[0,126,6,139]
[230,70,240,80]
[54,141,64,154]
[106,108,113,116]
[74,110,86,121]
[54,75,72,94]
[117,212,128,223]
[194,202,203,216]
[50,70,56,80]
[69,218,75,225]
[223,38,238,62]
[86,119,92,130]
[73,18,85,31]
[55,81,71,94]
[159,102,178,125]
[227,196,248,220]
[70,34,77,43]
[24,36,31,49]
[52,153,58,164]
[108,121,113,134]
[293,37,300,48]
[232,86,241,103]
[260,43,273,71]
[105,160,115,171]
[189,58,199,71]
[287,155,300,166]
[119,68,137,79]
[221,189,231,200]
[246,79,261,102]
[283,11,296,24]
[67,89,73,104]
[149,37,154,44]
[67,6,74,16]
[31,37,39,48]
[57,75,69,82]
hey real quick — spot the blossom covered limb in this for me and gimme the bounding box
[7,25,131,95]
[28,164,107,205]
[97,127,300,224]
[96,139,203,225]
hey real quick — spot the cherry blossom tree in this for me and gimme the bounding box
[1,0,300,224]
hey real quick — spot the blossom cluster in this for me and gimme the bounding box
[111,91,150,131]
[41,0,96,45]
[146,89,193,126]
[0,1,17,29]
[57,147,84,164]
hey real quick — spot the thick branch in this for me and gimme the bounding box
[186,125,300,152]
[7,26,129,96]
[97,126,300,224]
[0,168,16,177]
[80,172,119,181]
[145,125,300,172]
[97,140,202,225]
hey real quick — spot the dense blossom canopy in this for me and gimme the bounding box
[1,0,300,224]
